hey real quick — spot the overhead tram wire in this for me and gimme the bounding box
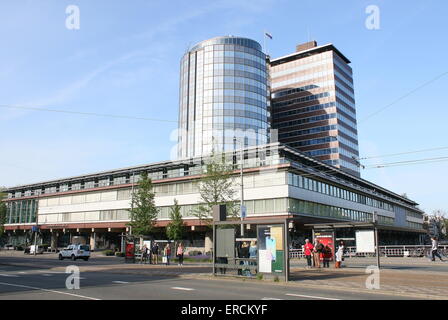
[358,70,448,123]
[359,146,448,160]
[364,156,448,169]
[0,104,177,123]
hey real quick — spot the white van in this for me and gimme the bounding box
[59,244,90,261]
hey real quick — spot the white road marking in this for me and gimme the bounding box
[285,293,340,300]
[41,274,52,277]
[171,286,195,291]
[18,272,27,274]
[112,281,129,284]
[0,282,100,300]
[261,297,283,300]
[0,274,19,278]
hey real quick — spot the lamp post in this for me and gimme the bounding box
[33,192,40,256]
[233,137,245,238]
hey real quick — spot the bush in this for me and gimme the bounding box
[274,276,279,282]
[115,252,125,257]
[103,250,115,256]
[187,250,202,256]
[256,274,263,280]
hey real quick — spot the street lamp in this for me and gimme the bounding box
[233,137,245,238]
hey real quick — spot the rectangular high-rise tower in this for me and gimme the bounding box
[269,41,360,176]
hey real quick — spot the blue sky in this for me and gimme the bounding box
[0,0,447,213]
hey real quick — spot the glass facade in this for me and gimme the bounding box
[6,199,37,224]
[270,44,361,177]
[178,36,269,159]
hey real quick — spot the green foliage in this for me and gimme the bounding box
[187,250,203,256]
[166,199,185,241]
[256,273,263,280]
[127,172,159,236]
[103,250,115,256]
[115,252,125,257]
[274,276,280,282]
[194,150,239,227]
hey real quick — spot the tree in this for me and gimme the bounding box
[193,150,239,227]
[127,172,159,237]
[166,199,185,246]
[425,210,447,240]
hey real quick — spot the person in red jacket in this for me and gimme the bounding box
[303,239,314,268]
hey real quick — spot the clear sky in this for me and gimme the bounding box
[0,0,447,213]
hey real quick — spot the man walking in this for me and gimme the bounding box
[431,237,444,262]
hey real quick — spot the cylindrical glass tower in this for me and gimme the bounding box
[177,36,269,159]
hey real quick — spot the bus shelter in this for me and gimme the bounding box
[212,217,291,282]
[304,221,381,268]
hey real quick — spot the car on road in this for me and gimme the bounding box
[59,244,90,261]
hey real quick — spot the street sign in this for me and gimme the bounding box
[241,205,247,219]
[31,226,39,232]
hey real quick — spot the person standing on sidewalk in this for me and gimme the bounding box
[164,243,171,265]
[152,241,159,265]
[313,239,323,268]
[303,239,314,269]
[177,242,185,266]
[431,237,444,262]
[335,241,345,268]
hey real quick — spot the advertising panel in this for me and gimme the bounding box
[257,225,284,273]
[314,230,335,261]
[125,242,135,263]
[355,230,375,253]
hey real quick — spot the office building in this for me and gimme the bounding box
[270,41,361,176]
[177,36,269,159]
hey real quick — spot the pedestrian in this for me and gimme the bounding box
[431,237,444,262]
[313,239,323,268]
[322,244,332,268]
[152,241,159,265]
[249,241,257,276]
[303,239,314,269]
[164,243,171,265]
[177,242,185,266]
[141,245,147,264]
[335,241,345,268]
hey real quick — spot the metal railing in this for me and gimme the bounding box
[289,245,448,259]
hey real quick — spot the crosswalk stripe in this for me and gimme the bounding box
[171,287,195,291]
[285,293,340,300]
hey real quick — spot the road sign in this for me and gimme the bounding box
[241,205,247,219]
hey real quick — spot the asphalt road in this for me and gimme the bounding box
[0,255,414,300]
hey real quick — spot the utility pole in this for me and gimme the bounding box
[234,137,245,237]
[33,192,40,256]
[373,211,380,269]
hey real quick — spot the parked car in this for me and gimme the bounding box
[3,244,15,250]
[58,244,90,261]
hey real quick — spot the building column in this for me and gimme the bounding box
[50,232,58,251]
[90,229,96,251]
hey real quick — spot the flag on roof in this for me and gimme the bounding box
[265,32,273,39]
